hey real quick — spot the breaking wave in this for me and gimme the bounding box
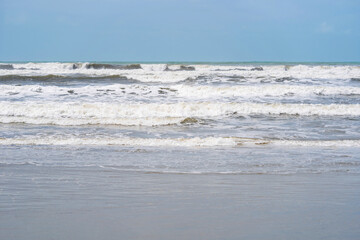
[0,101,360,126]
[1,63,359,84]
[81,63,142,70]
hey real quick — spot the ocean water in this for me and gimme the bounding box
[1,62,360,239]
[1,62,360,173]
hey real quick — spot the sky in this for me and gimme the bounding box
[0,0,359,62]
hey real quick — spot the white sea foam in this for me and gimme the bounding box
[0,84,175,102]
[140,64,168,71]
[1,101,359,126]
[272,139,360,147]
[173,84,360,98]
[1,84,360,101]
[0,116,183,126]
[0,136,238,147]
[0,136,359,147]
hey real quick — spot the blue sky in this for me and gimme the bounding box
[1,0,359,62]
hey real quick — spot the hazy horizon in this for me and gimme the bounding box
[1,0,359,62]
[2,58,359,65]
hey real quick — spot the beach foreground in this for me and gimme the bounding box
[1,163,359,240]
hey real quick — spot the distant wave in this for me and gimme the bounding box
[81,63,142,70]
[1,63,359,84]
[0,64,14,70]
[0,74,133,82]
[164,65,195,71]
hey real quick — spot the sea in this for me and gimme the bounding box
[1,62,360,239]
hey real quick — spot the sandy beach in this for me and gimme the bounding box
[1,164,359,240]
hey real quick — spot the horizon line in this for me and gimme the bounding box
[1,60,360,65]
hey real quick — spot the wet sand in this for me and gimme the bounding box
[1,166,359,240]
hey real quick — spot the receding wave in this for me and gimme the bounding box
[0,115,186,126]
[0,102,360,126]
[0,136,359,147]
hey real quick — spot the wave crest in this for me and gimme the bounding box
[0,102,359,126]
[82,63,142,70]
